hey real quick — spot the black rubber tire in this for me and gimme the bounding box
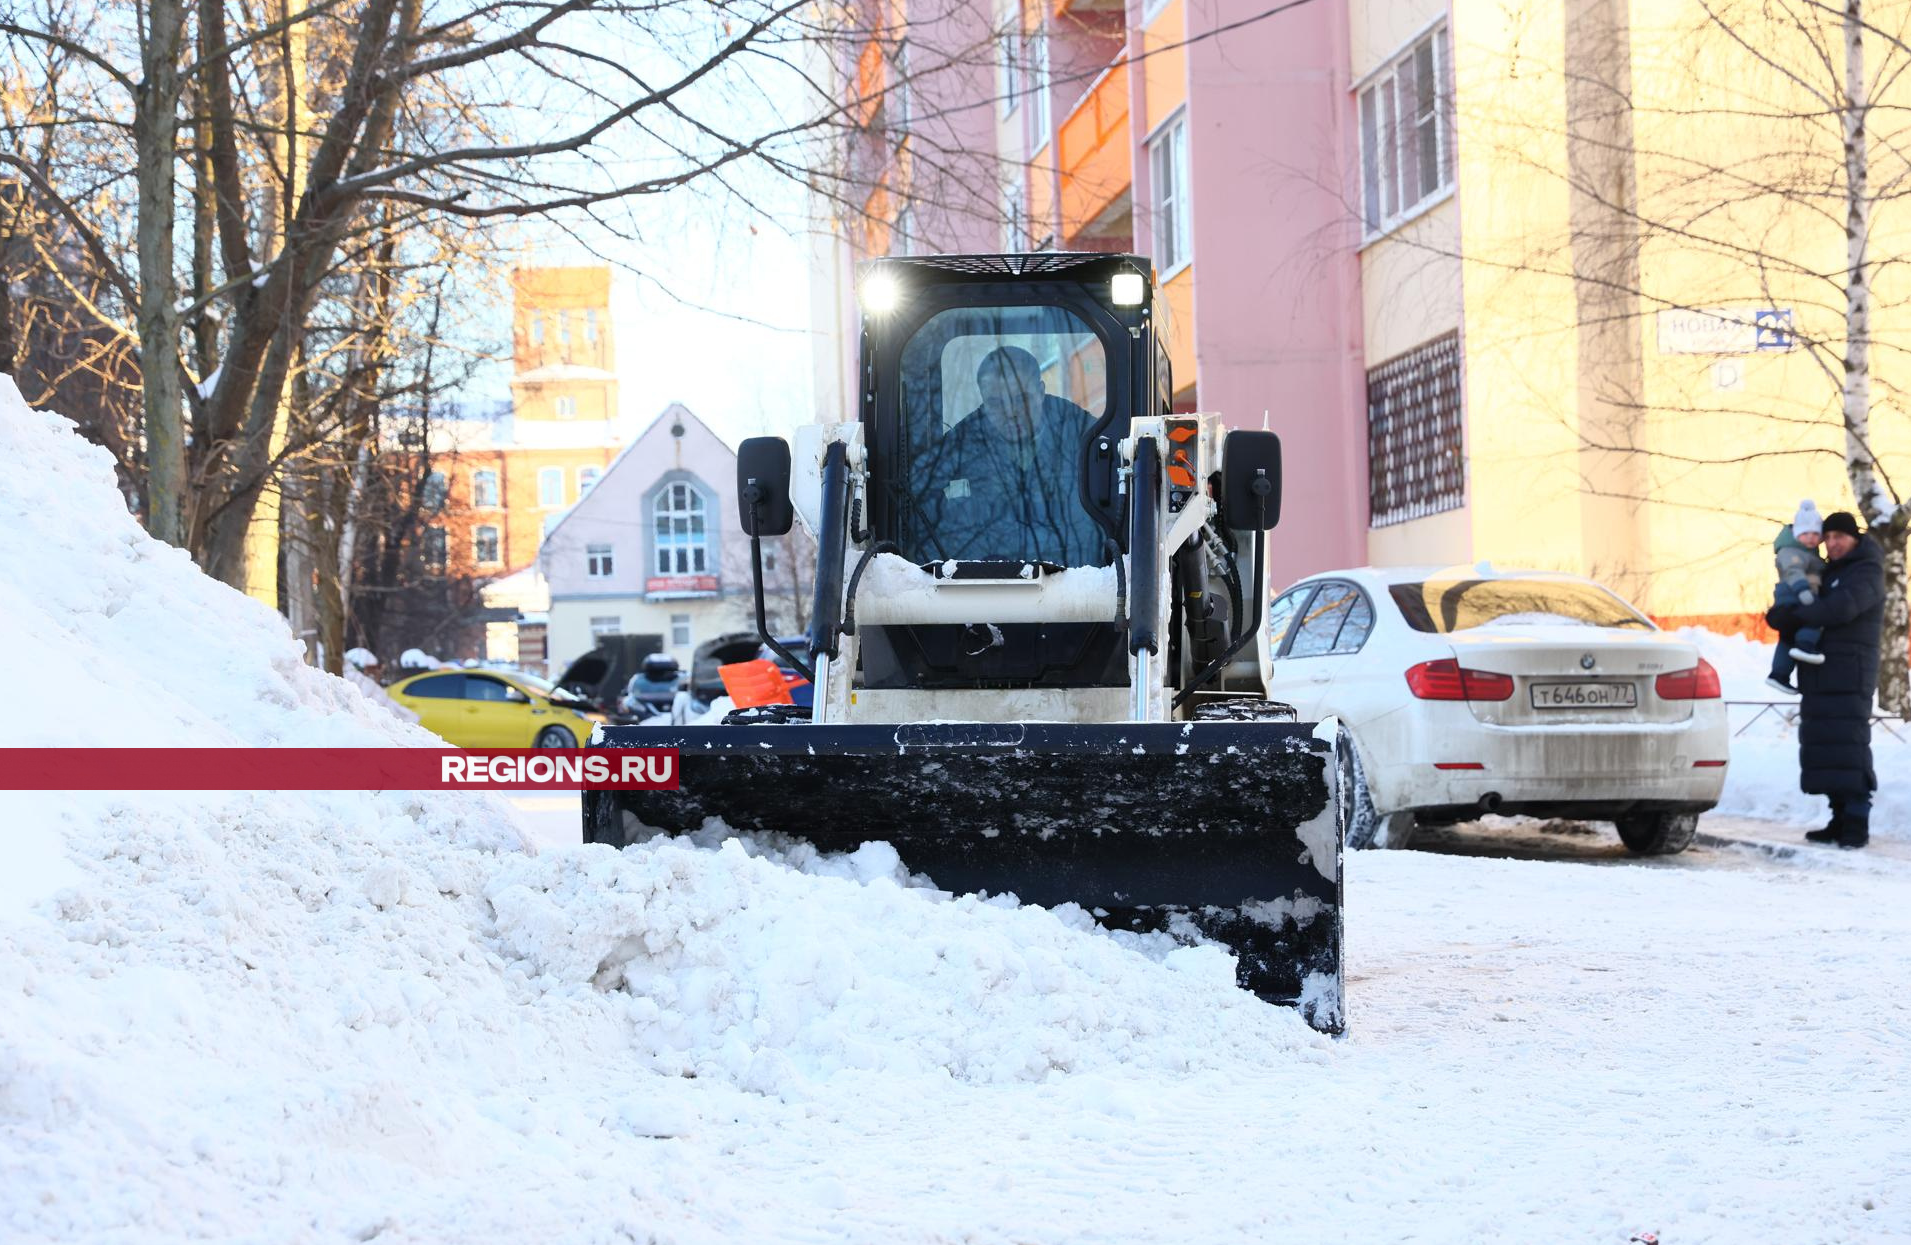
[1340,730,1417,850]
[534,725,577,749]
[1615,810,1699,855]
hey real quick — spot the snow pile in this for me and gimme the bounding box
[0,381,1318,1238]
[486,837,1303,1090]
[1676,626,1911,839]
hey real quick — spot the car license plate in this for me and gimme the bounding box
[1530,682,1637,709]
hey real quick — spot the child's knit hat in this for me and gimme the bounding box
[1793,499,1823,536]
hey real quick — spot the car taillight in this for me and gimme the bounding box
[1655,659,1721,700]
[1405,659,1515,702]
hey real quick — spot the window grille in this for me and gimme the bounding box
[1367,331,1464,527]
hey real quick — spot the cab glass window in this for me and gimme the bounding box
[406,674,464,699]
[896,305,1109,566]
[466,676,528,703]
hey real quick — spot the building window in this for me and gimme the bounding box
[578,465,601,497]
[1367,331,1464,527]
[474,525,500,565]
[892,205,916,257]
[542,512,564,537]
[671,613,692,647]
[530,315,544,345]
[1149,114,1190,274]
[471,468,499,508]
[422,525,447,573]
[554,395,578,419]
[538,466,565,507]
[1003,180,1025,251]
[590,615,622,640]
[557,310,570,345]
[584,308,598,342]
[1028,26,1050,150]
[998,21,1021,117]
[420,470,448,513]
[586,543,614,578]
[888,39,911,136]
[653,481,709,575]
[1359,23,1453,238]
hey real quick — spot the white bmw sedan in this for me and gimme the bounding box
[1265,567,1729,855]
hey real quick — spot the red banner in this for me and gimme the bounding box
[0,749,679,792]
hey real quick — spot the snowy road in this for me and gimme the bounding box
[475,797,1911,1242]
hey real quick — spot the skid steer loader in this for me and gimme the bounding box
[585,252,1346,1031]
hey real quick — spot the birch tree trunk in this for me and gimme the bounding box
[134,0,187,546]
[1837,0,1910,715]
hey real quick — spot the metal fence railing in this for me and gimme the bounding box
[1726,699,1910,742]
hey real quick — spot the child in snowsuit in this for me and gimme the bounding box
[1767,500,1827,695]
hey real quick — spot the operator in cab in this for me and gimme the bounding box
[908,345,1104,566]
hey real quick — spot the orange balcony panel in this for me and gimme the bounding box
[863,183,892,255]
[856,40,884,127]
[1057,63,1132,239]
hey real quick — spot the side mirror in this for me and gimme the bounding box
[737,436,794,536]
[1221,430,1282,531]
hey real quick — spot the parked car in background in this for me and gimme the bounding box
[552,634,666,717]
[1266,567,1729,855]
[388,670,597,748]
[622,653,685,719]
[687,632,813,713]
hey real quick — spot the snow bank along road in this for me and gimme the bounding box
[3,381,1909,1243]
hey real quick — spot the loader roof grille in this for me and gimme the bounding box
[875,253,1136,278]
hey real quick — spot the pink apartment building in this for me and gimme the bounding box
[810,0,1429,590]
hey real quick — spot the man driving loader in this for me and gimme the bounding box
[907,344,1103,565]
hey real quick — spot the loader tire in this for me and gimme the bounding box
[1340,732,1416,851]
[1615,810,1698,856]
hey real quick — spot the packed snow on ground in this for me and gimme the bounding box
[2,384,1908,1242]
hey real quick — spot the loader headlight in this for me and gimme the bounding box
[860,273,902,314]
[1111,272,1146,306]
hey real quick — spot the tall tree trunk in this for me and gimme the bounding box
[1840,1,1908,714]
[135,0,188,545]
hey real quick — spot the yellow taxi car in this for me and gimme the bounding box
[388,669,597,748]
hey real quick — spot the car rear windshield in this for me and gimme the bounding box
[1388,579,1652,633]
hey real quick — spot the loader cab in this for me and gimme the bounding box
[851,254,1165,691]
[858,253,1163,568]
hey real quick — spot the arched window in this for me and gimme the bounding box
[653,482,709,575]
[471,469,499,508]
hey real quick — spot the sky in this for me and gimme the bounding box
[450,4,846,451]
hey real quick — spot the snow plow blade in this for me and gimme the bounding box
[585,721,1345,1032]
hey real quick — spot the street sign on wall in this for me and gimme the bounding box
[1656,307,1795,354]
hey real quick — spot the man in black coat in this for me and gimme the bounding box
[1767,511,1885,849]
